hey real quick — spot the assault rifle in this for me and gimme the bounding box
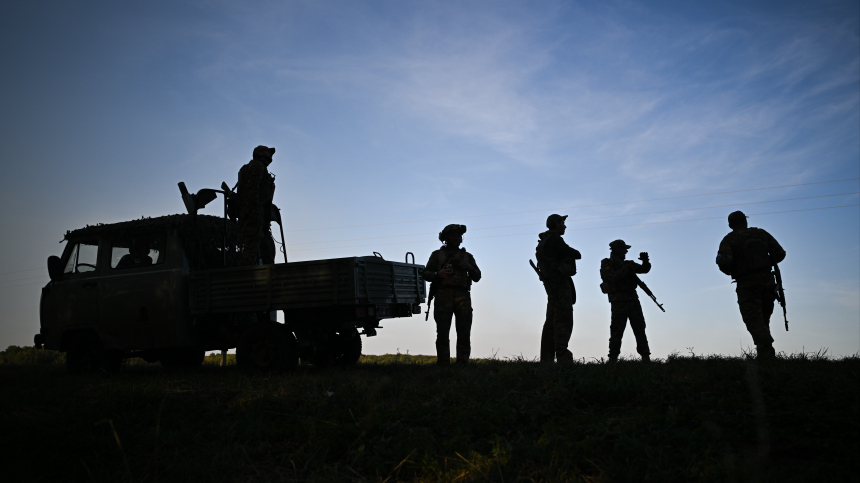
[773,263,788,331]
[635,275,665,312]
[529,259,543,281]
[425,282,437,321]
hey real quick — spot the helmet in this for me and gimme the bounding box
[438,224,467,242]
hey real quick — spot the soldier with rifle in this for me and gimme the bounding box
[422,224,481,365]
[717,211,787,359]
[533,214,581,364]
[600,239,660,363]
[237,145,277,266]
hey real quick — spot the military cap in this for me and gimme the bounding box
[546,214,568,229]
[252,145,276,160]
[609,239,631,250]
[438,224,467,242]
[728,210,748,227]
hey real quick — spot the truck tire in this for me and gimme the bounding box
[311,329,362,367]
[237,323,297,372]
[335,329,362,366]
[160,348,205,370]
[66,334,102,373]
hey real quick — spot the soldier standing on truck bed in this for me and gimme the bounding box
[238,145,277,266]
[423,224,481,365]
[716,211,786,359]
[535,214,581,364]
[600,239,652,363]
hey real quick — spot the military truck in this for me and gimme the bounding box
[36,212,426,372]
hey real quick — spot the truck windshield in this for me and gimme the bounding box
[63,241,99,274]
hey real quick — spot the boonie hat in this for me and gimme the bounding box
[609,239,631,250]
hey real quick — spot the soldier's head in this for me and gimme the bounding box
[130,236,150,257]
[728,211,748,230]
[546,214,568,234]
[609,239,631,256]
[439,224,466,247]
[252,145,276,166]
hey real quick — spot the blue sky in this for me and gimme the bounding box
[1,0,857,359]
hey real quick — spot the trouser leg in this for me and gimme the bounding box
[540,288,556,363]
[550,282,574,363]
[608,301,629,359]
[736,281,775,354]
[453,293,473,364]
[627,299,650,357]
[434,290,454,365]
[240,207,264,266]
[260,231,276,265]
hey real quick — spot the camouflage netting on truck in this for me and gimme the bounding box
[64,214,243,270]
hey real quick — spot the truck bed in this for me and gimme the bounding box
[188,257,426,315]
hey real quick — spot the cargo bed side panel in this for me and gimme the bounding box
[189,257,424,315]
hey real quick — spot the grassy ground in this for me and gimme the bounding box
[0,347,857,482]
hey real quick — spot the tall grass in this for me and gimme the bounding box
[1,346,857,482]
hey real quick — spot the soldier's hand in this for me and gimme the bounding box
[437,267,454,280]
[456,259,473,271]
[639,252,649,262]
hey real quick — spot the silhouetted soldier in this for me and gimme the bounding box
[600,240,652,363]
[535,214,581,364]
[422,224,481,365]
[116,236,153,269]
[238,145,276,266]
[717,211,786,359]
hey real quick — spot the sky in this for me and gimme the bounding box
[1,0,858,360]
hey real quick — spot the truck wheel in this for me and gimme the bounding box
[311,329,362,367]
[66,334,101,373]
[160,348,205,370]
[237,323,296,372]
[334,329,362,366]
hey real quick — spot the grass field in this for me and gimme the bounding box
[0,347,857,482]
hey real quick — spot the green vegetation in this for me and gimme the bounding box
[0,346,857,482]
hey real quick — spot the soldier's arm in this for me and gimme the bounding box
[716,235,734,276]
[763,230,786,264]
[635,259,651,274]
[422,252,440,282]
[465,253,481,282]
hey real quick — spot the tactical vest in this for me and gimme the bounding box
[599,258,637,294]
[435,247,471,289]
[232,161,276,220]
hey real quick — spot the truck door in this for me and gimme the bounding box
[99,232,188,350]
[40,239,102,345]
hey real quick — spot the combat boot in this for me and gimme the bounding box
[641,355,651,363]
[606,355,618,364]
[756,345,776,361]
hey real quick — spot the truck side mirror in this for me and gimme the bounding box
[47,256,63,282]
